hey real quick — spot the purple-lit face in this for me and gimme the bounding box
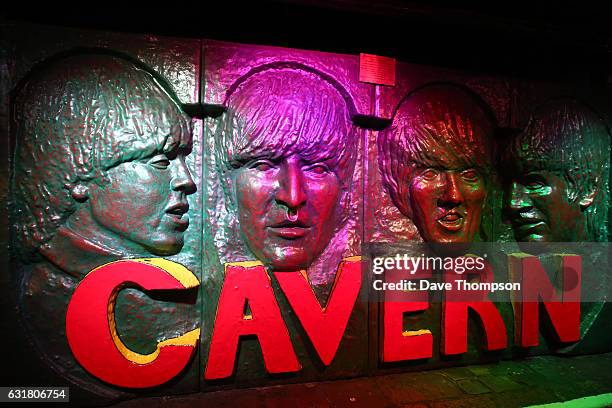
[223,69,354,271]
[234,150,341,271]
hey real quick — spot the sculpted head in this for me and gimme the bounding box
[378,84,495,243]
[12,53,196,262]
[502,99,609,242]
[216,67,357,271]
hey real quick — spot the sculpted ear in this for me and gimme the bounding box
[579,187,598,211]
[70,183,90,202]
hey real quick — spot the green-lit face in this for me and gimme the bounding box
[506,169,583,242]
[86,96,196,256]
[88,153,195,255]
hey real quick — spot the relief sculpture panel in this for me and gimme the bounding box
[6,26,202,404]
[370,81,505,372]
[2,23,611,404]
[201,41,369,387]
[500,98,611,354]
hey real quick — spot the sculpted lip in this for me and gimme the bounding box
[268,219,310,239]
[437,211,464,232]
[165,202,190,230]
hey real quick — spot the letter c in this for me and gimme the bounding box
[66,259,200,388]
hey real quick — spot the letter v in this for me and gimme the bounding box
[275,257,362,366]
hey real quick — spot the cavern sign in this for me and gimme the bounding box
[65,254,581,388]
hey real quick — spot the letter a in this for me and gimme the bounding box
[205,262,300,380]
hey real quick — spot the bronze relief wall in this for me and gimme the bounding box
[2,23,611,404]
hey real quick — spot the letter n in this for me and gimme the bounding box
[442,261,507,355]
[204,262,300,380]
[509,254,581,347]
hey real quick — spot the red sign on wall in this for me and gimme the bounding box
[359,53,396,86]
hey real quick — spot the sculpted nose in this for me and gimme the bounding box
[172,157,196,195]
[507,182,531,212]
[438,172,463,208]
[275,160,307,211]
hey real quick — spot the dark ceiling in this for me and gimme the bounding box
[5,1,612,83]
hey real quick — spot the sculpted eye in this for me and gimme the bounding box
[461,169,480,182]
[420,168,439,180]
[147,154,171,169]
[249,159,275,172]
[525,180,545,189]
[523,174,548,190]
[305,163,331,175]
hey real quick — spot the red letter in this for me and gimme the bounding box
[275,257,362,366]
[205,262,300,380]
[382,266,432,362]
[509,254,581,347]
[66,259,200,388]
[442,260,507,355]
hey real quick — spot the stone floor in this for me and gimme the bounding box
[116,353,612,408]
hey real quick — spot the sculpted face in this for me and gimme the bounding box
[88,153,195,255]
[409,166,486,243]
[505,169,584,242]
[234,150,341,271]
[221,69,354,271]
[85,97,196,256]
[11,53,200,262]
[502,99,610,243]
[377,85,494,245]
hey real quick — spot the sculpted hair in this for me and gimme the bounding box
[506,98,610,241]
[11,52,191,259]
[215,67,357,205]
[378,83,495,217]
